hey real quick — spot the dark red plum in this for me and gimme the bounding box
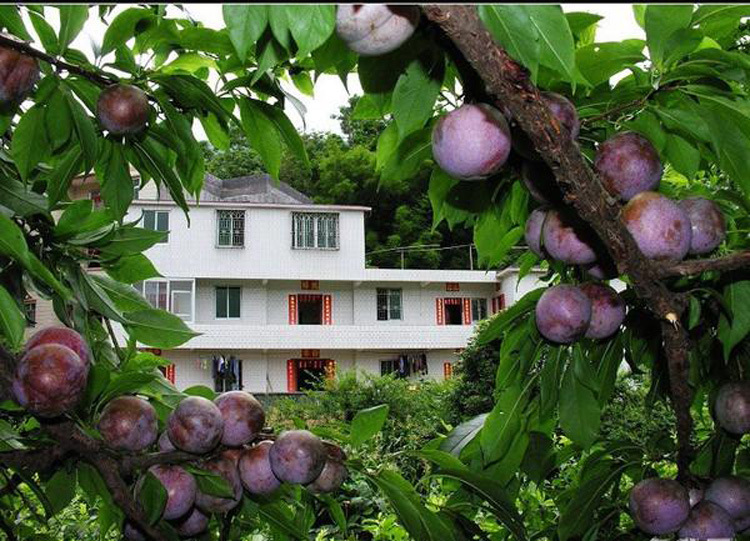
[195,455,242,514]
[25,326,91,366]
[704,476,750,528]
[678,501,736,539]
[0,45,39,104]
[715,381,750,435]
[595,132,662,201]
[535,285,592,344]
[96,84,150,136]
[172,507,209,538]
[167,396,224,454]
[629,478,690,535]
[622,192,692,261]
[513,91,579,161]
[578,283,626,340]
[12,344,88,417]
[158,431,176,452]
[336,5,420,57]
[541,208,598,265]
[524,207,548,258]
[307,443,348,494]
[98,395,157,452]
[214,390,265,447]
[432,103,512,180]
[269,430,327,485]
[679,197,726,255]
[521,161,563,205]
[239,441,282,496]
[143,464,196,521]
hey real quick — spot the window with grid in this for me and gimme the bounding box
[377,288,403,321]
[217,210,245,247]
[132,280,194,321]
[292,212,339,249]
[142,210,169,243]
[216,286,241,319]
[471,298,488,322]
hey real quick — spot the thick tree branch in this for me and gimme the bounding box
[0,34,116,87]
[421,5,701,477]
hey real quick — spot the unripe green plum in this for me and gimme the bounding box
[167,396,224,454]
[12,344,88,417]
[98,395,158,452]
[214,390,265,447]
[336,5,420,57]
[629,478,690,536]
[595,132,662,201]
[432,103,511,180]
[96,84,150,136]
[622,191,692,261]
[269,430,327,485]
[535,285,592,344]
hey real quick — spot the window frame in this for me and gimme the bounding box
[142,209,170,243]
[133,279,195,322]
[215,286,242,320]
[376,288,403,321]
[471,298,488,322]
[291,212,340,250]
[216,209,246,248]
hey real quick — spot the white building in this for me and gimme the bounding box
[37,174,546,394]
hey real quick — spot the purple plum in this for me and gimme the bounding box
[678,501,736,539]
[705,476,750,529]
[269,430,327,485]
[578,283,626,340]
[142,464,196,521]
[214,390,265,447]
[679,197,726,255]
[239,441,282,496]
[336,5,420,57]
[595,132,662,201]
[172,507,209,538]
[167,396,224,454]
[535,285,592,344]
[25,326,91,366]
[622,191,692,261]
[715,382,750,435]
[195,454,242,514]
[98,395,158,452]
[541,208,598,265]
[629,478,690,535]
[524,207,548,258]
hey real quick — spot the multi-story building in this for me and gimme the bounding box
[30,173,546,394]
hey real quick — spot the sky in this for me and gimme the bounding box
[36,4,646,138]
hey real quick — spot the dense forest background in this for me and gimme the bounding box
[200,96,477,270]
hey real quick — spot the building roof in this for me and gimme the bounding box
[196,173,313,205]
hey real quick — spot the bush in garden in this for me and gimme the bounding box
[1,4,750,541]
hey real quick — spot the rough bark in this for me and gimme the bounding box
[421,4,705,479]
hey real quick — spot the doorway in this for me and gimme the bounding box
[298,294,323,325]
[444,300,463,325]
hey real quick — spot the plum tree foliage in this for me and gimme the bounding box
[0,3,750,541]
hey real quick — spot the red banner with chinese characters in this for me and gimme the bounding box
[288,294,297,324]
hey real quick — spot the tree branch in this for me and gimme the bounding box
[0,34,116,87]
[656,251,750,278]
[421,5,698,477]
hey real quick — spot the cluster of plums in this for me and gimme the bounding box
[630,476,750,539]
[10,327,347,540]
[0,42,149,136]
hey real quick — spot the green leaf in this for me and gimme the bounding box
[688,295,702,330]
[0,285,24,349]
[380,126,432,183]
[45,468,76,515]
[99,372,159,406]
[559,358,601,448]
[131,137,190,217]
[97,227,167,257]
[251,100,310,170]
[440,413,488,456]
[524,5,577,82]
[350,404,389,446]
[199,113,229,151]
[96,140,133,221]
[0,178,48,217]
[64,91,99,170]
[29,10,59,55]
[25,252,71,301]
[179,27,234,56]
[393,52,444,142]
[718,280,750,361]
[0,213,29,263]
[90,274,151,313]
[576,40,646,87]
[189,467,235,499]
[137,471,167,525]
[101,7,155,56]
[57,5,89,52]
[284,5,335,57]
[566,12,603,47]
[103,254,162,284]
[124,309,199,348]
[12,106,48,181]
[664,134,700,178]
[239,98,282,179]
[478,5,540,82]
[477,288,544,345]
[644,5,694,68]
[267,6,292,50]
[183,385,217,400]
[0,6,32,40]
[223,5,267,62]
